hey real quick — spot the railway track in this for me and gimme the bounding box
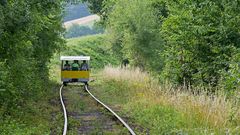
[59,84,136,135]
[59,85,68,135]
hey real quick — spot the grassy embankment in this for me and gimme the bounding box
[92,66,240,134]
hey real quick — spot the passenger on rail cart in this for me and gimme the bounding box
[63,61,71,70]
[80,60,89,71]
[72,60,80,71]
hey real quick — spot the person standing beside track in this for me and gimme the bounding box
[121,58,129,68]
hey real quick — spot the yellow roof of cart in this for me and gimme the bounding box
[60,56,90,61]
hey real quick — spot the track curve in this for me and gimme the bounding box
[59,84,67,135]
[60,84,136,135]
[84,85,136,135]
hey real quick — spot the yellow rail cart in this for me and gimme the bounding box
[60,56,90,85]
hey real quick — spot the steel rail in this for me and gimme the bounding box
[60,84,68,135]
[84,85,136,135]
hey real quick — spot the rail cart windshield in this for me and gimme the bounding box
[60,56,90,71]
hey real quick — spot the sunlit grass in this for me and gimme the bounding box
[98,66,240,134]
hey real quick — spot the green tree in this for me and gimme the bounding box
[0,0,65,109]
[81,0,104,14]
[106,0,167,71]
[161,0,240,87]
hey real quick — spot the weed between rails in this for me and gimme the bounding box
[99,66,240,134]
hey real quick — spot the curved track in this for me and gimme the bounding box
[59,84,67,135]
[59,84,136,135]
[84,85,136,135]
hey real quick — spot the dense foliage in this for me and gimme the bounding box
[161,0,240,88]
[0,0,65,110]
[106,0,165,71]
[81,0,104,14]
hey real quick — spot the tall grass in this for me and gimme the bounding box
[101,66,240,134]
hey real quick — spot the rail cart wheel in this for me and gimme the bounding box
[63,82,67,86]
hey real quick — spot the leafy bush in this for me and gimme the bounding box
[0,0,64,110]
[221,53,240,93]
[161,0,240,87]
[106,0,165,71]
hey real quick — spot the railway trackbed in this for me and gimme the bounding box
[59,84,136,135]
